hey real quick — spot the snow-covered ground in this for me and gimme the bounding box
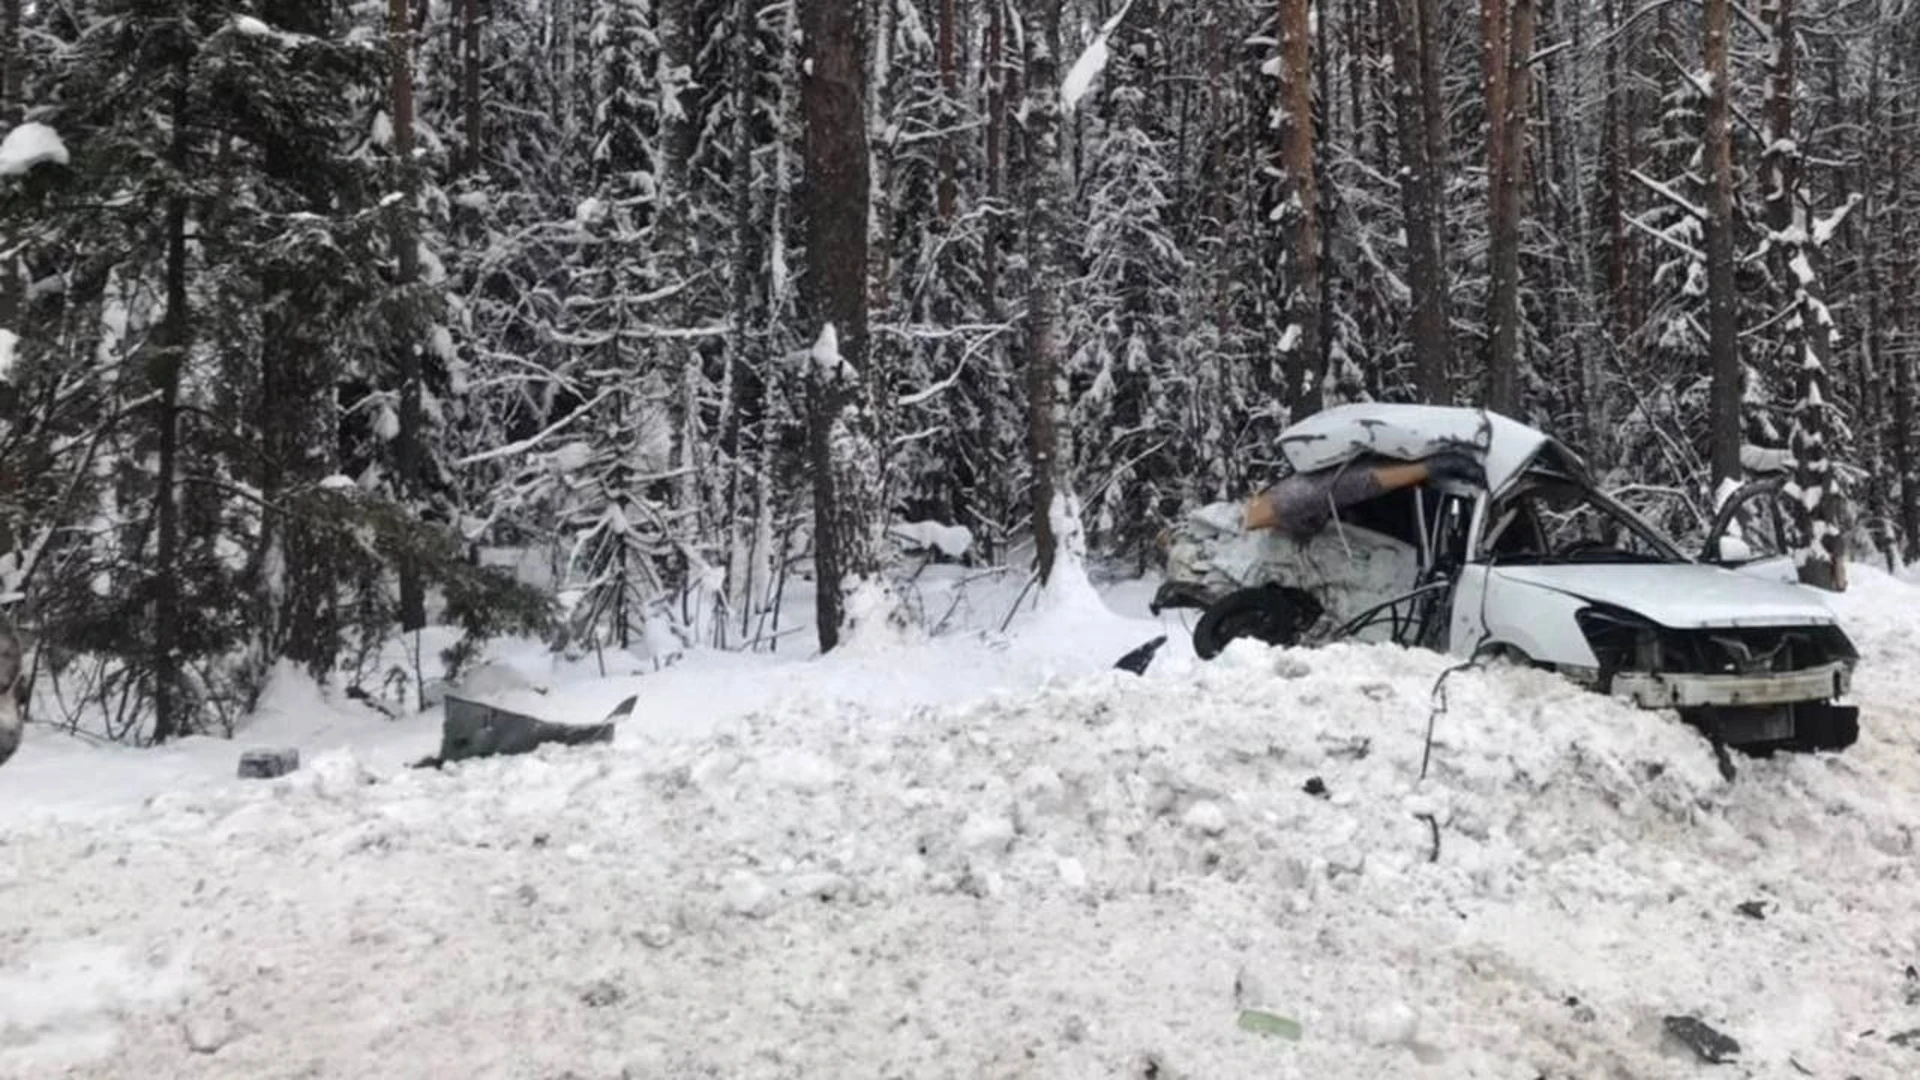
[3,566,1919,1078]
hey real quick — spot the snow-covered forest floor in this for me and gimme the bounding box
[4,566,1920,1079]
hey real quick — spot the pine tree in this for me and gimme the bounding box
[800,0,891,650]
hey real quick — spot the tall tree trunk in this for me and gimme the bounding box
[388,0,427,632]
[984,0,1007,311]
[1761,0,1798,247]
[937,0,959,223]
[1702,0,1743,485]
[149,43,192,744]
[800,0,882,651]
[0,0,21,381]
[1894,49,1920,562]
[1602,0,1633,351]
[1483,0,1531,415]
[724,0,762,638]
[1857,54,1890,565]
[868,0,895,325]
[461,0,482,174]
[1343,0,1366,163]
[1025,0,1068,584]
[658,0,704,617]
[1386,0,1452,402]
[1762,0,1848,590]
[1540,0,1592,447]
[0,0,18,130]
[1481,0,1509,403]
[1278,0,1322,418]
[1,0,18,130]
[1312,0,1338,400]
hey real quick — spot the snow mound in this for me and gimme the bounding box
[7,624,1920,1075]
[890,519,973,559]
[0,122,70,176]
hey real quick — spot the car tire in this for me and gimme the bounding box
[1192,585,1323,660]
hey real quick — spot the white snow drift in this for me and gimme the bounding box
[0,122,70,177]
[1,569,1918,1078]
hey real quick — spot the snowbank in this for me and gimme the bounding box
[0,122,70,176]
[3,570,1919,1076]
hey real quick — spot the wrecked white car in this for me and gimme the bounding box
[1139,404,1859,754]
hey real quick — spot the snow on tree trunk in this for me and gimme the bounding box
[935,0,958,222]
[1278,0,1322,420]
[802,0,888,656]
[1895,50,1920,564]
[1025,0,1068,588]
[1761,0,1850,592]
[1702,0,1744,487]
[1032,491,1099,614]
[1776,201,1857,593]
[148,42,192,743]
[388,0,427,633]
[813,326,907,651]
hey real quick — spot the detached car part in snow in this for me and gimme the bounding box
[414,693,637,768]
[1138,404,1860,754]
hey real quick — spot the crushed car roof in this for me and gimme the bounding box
[1278,403,1583,494]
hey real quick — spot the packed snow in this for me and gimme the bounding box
[889,520,973,559]
[0,122,70,177]
[230,14,274,38]
[3,567,1920,1077]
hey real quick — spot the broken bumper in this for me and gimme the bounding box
[1611,661,1852,710]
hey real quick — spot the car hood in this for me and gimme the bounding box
[1489,563,1839,628]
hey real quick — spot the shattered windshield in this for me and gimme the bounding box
[1482,476,1688,565]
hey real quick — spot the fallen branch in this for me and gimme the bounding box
[1415,812,1441,863]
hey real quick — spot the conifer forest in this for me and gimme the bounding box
[2,0,1918,743]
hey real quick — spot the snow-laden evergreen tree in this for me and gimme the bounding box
[1068,24,1189,564]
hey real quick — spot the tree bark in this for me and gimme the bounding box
[1,0,19,128]
[1386,0,1452,402]
[1894,49,1920,562]
[1025,0,1068,584]
[1602,0,1633,349]
[388,0,427,631]
[984,0,1007,310]
[800,0,881,651]
[937,0,959,223]
[149,41,192,743]
[1761,0,1847,591]
[724,0,761,638]
[0,0,21,369]
[1483,0,1531,416]
[461,0,482,174]
[1702,0,1743,486]
[1857,56,1890,565]
[1761,0,1798,245]
[1278,0,1322,418]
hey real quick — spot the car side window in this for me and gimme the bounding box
[1335,484,1424,547]
[1485,498,1548,557]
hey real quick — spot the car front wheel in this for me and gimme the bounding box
[1192,585,1324,659]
